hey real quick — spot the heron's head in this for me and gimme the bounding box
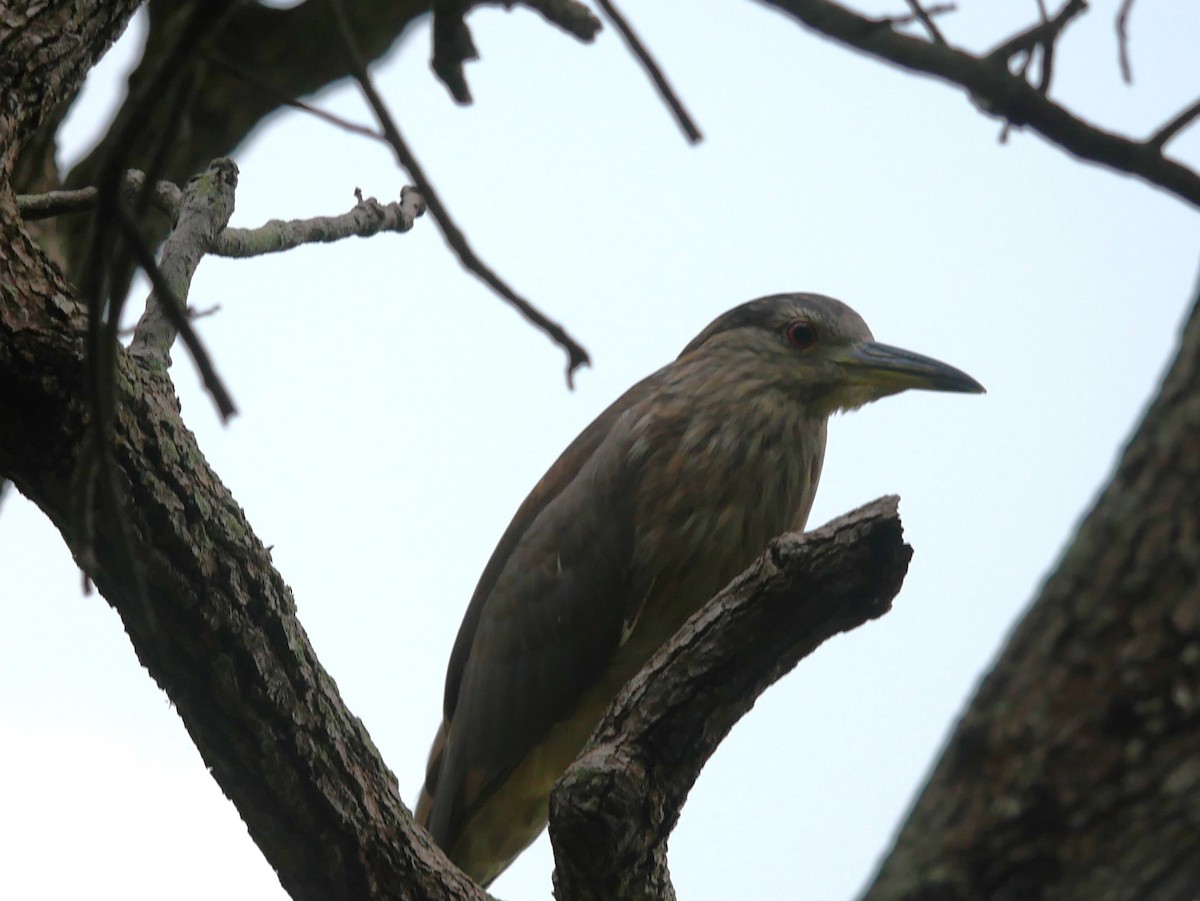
[678,293,985,415]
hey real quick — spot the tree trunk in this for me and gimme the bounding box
[862,283,1200,901]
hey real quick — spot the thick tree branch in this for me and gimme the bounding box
[549,497,911,901]
[758,0,1200,209]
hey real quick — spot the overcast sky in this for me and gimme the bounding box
[3,2,1199,899]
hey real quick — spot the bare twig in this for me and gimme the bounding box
[18,170,182,221]
[879,3,957,30]
[325,0,591,385]
[986,0,1087,66]
[903,0,947,44]
[1029,0,1055,96]
[206,51,386,143]
[214,187,425,257]
[1149,97,1200,152]
[21,176,427,259]
[596,0,703,144]
[1116,0,1136,84]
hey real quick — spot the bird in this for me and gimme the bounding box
[415,293,983,886]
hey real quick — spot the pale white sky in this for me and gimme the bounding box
[2,2,1199,899]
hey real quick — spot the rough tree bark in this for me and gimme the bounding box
[860,287,1200,901]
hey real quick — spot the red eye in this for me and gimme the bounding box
[786,321,817,350]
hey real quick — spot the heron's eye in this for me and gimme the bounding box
[786,321,817,350]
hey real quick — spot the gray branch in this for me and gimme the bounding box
[214,186,425,258]
[128,159,238,362]
[17,169,181,221]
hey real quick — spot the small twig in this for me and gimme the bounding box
[189,304,222,321]
[17,171,181,221]
[1036,22,1056,95]
[986,0,1081,135]
[214,186,425,257]
[903,0,947,44]
[986,0,1088,65]
[326,0,590,386]
[118,304,221,338]
[878,3,957,30]
[997,43,1036,143]
[1149,97,1200,152]
[1116,0,1136,84]
[206,51,387,143]
[596,0,702,144]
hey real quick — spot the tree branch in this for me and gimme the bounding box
[17,170,181,221]
[128,158,239,363]
[19,173,427,259]
[1116,0,1137,84]
[596,0,703,144]
[985,0,1086,66]
[549,497,911,901]
[215,187,426,258]
[902,0,948,45]
[758,0,1200,209]
[1149,96,1200,152]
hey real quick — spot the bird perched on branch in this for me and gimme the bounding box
[415,293,983,886]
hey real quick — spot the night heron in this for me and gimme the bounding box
[415,293,984,885]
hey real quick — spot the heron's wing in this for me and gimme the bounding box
[417,375,657,859]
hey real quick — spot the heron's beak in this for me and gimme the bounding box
[835,342,986,395]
